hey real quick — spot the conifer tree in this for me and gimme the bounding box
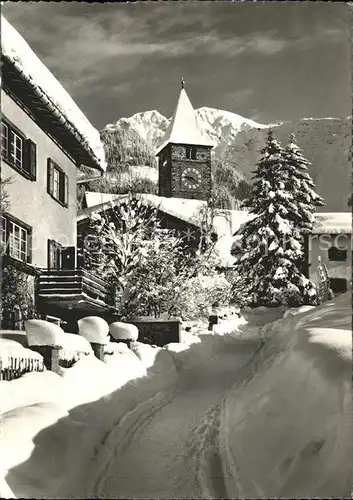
[233,130,317,307]
[283,133,325,232]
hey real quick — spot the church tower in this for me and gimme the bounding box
[156,80,214,200]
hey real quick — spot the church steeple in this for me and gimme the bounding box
[156,82,214,201]
[155,82,214,156]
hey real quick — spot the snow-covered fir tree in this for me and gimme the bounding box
[283,133,325,232]
[233,129,317,307]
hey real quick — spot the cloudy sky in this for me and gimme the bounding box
[3,2,351,130]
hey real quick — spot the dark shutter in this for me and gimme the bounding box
[47,159,54,195]
[47,239,53,269]
[64,174,69,207]
[26,139,37,180]
[59,172,67,205]
[56,242,62,269]
[27,231,32,264]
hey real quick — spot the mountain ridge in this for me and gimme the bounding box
[100,107,351,212]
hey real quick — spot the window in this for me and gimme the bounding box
[1,119,37,180]
[186,146,197,160]
[328,246,347,262]
[10,130,23,169]
[329,278,348,294]
[48,239,62,270]
[1,215,32,263]
[47,159,69,207]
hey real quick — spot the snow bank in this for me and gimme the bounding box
[2,16,106,171]
[0,338,180,498]
[220,292,352,498]
[0,403,69,471]
[0,371,67,415]
[283,305,316,318]
[0,309,273,499]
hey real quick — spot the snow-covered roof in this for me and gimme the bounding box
[155,87,215,155]
[80,192,249,235]
[1,16,106,171]
[312,213,352,234]
[80,193,351,268]
[78,192,250,268]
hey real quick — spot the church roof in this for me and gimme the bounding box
[155,87,215,156]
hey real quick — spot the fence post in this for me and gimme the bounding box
[91,342,105,361]
[208,314,219,331]
[30,345,62,373]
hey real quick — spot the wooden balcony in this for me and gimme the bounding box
[37,269,114,312]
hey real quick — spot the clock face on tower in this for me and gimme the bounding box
[181,167,202,190]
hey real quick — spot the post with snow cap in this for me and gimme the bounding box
[77,316,110,361]
[181,77,185,89]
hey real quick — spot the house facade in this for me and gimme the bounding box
[305,213,352,294]
[1,17,112,330]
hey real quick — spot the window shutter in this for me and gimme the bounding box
[47,159,54,195]
[26,139,37,180]
[27,231,32,264]
[59,171,65,204]
[47,239,53,269]
[64,174,69,207]
[57,242,62,270]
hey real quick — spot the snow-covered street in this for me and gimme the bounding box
[59,335,261,499]
[1,295,351,499]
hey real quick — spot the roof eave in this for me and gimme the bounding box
[2,57,104,172]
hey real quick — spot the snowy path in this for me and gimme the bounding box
[65,337,261,499]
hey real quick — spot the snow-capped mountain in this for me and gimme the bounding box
[105,110,169,149]
[195,107,268,148]
[102,109,351,212]
[104,107,268,153]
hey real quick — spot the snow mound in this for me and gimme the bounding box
[109,322,139,341]
[0,371,66,415]
[2,16,106,171]
[25,320,66,347]
[103,341,130,356]
[0,402,69,471]
[220,292,352,498]
[59,333,92,364]
[77,316,109,345]
[130,341,163,369]
[283,305,316,319]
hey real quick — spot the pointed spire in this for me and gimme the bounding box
[155,83,214,155]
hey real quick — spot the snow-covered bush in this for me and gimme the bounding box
[58,333,92,367]
[1,265,38,330]
[172,273,231,320]
[0,338,44,380]
[77,316,110,345]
